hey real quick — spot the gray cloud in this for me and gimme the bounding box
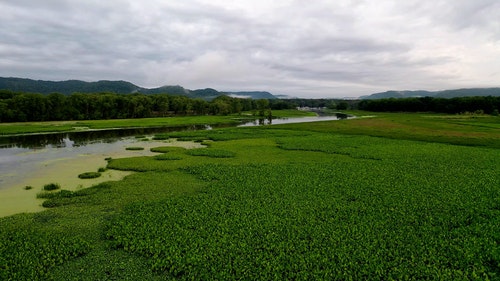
[0,0,498,98]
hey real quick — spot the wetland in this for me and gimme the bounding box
[1,112,499,280]
[0,114,347,217]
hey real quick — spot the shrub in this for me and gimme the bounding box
[78,172,102,179]
[98,167,107,173]
[43,183,60,191]
[24,185,33,190]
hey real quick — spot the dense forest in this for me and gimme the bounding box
[0,90,280,122]
[358,96,500,115]
[1,90,499,123]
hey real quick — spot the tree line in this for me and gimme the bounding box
[2,90,499,123]
[357,96,500,115]
[0,91,275,122]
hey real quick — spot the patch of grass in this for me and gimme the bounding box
[37,190,75,199]
[125,147,144,151]
[150,146,186,153]
[186,148,236,158]
[152,134,169,140]
[280,111,500,148]
[43,183,60,191]
[153,154,183,161]
[78,172,102,179]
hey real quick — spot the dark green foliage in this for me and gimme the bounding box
[97,167,107,173]
[38,190,81,208]
[151,134,169,140]
[125,146,144,151]
[43,183,60,191]
[150,146,186,153]
[153,154,182,161]
[0,88,277,122]
[358,96,500,114]
[186,148,236,158]
[24,185,33,190]
[0,228,90,280]
[37,190,74,199]
[78,172,102,179]
[107,159,500,280]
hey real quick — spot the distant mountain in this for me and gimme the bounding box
[0,77,142,95]
[361,88,500,99]
[434,88,500,98]
[141,85,188,95]
[0,77,277,100]
[360,90,433,99]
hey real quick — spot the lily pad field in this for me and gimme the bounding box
[1,112,499,280]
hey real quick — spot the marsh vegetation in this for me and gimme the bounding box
[78,172,102,179]
[0,112,499,280]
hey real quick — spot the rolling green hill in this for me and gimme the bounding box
[361,88,500,99]
[0,77,277,100]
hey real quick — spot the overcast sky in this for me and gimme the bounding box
[0,0,498,98]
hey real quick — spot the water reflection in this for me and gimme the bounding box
[0,114,353,150]
[237,114,350,127]
[0,125,213,150]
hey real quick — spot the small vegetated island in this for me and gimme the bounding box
[1,90,500,280]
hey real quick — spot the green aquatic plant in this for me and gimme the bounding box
[153,154,183,161]
[78,172,102,179]
[37,190,75,199]
[125,147,145,151]
[186,148,236,158]
[1,112,500,280]
[43,183,60,191]
[150,146,186,153]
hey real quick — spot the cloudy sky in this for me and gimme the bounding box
[0,0,498,98]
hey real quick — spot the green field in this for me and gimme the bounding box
[1,112,499,280]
